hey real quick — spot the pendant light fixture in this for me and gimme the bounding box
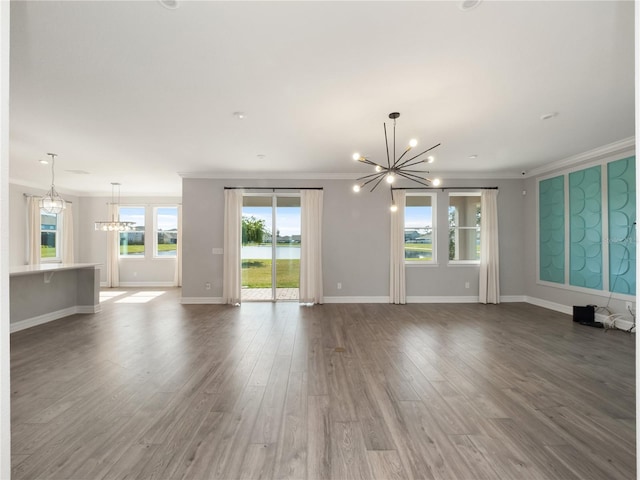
[352,112,442,211]
[39,153,66,214]
[94,182,136,231]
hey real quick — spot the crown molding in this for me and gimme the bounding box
[525,137,635,178]
[178,171,355,180]
[9,178,85,197]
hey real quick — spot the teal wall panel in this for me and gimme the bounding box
[608,156,636,295]
[539,175,564,283]
[569,166,602,289]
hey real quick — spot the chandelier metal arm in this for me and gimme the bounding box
[369,173,387,192]
[360,171,386,188]
[400,159,430,169]
[396,143,441,169]
[384,123,391,169]
[392,146,413,169]
[357,171,385,182]
[396,171,433,188]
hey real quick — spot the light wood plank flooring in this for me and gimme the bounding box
[10,288,636,479]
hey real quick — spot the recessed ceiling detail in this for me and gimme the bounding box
[459,0,482,11]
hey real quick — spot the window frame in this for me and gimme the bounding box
[448,192,481,265]
[153,206,179,259]
[404,192,437,265]
[40,210,61,263]
[118,205,146,259]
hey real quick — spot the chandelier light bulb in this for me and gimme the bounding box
[409,139,418,148]
[352,153,361,161]
[353,184,361,193]
[375,165,383,173]
[427,155,435,164]
[386,173,395,184]
[432,178,441,186]
[390,204,398,212]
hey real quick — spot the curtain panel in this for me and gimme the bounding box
[61,205,74,264]
[390,190,406,304]
[299,190,324,304]
[174,205,183,287]
[479,189,500,304]
[223,189,242,304]
[27,196,41,265]
[106,203,120,288]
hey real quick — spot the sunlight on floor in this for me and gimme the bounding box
[114,291,167,304]
[99,291,128,303]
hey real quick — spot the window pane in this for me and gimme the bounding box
[156,207,178,256]
[405,195,434,262]
[40,212,58,259]
[449,227,480,261]
[120,207,145,256]
[41,232,57,258]
[449,196,481,227]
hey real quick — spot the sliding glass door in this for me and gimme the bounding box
[241,194,300,301]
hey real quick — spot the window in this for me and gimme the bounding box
[40,211,60,261]
[119,206,145,257]
[405,194,436,263]
[155,207,178,257]
[449,193,481,262]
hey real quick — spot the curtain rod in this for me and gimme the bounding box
[391,186,498,191]
[23,193,73,204]
[224,187,323,191]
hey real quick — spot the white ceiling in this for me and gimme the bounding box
[9,1,635,196]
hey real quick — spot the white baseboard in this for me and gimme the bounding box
[11,304,100,333]
[180,297,225,304]
[407,296,479,303]
[323,296,390,303]
[500,295,527,302]
[524,296,573,315]
[118,282,176,287]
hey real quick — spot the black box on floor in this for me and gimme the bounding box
[573,305,595,323]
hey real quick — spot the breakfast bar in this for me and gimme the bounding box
[9,263,101,332]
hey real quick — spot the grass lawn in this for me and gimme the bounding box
[120,244,176,255]
[41,246,56,258]
[242,259,299,288]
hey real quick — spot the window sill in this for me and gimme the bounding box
[405,262,438,267]
[448,261,480,266]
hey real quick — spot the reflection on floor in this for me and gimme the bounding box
[241,287,299,301]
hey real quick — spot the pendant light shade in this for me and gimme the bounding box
[39,153,66,214]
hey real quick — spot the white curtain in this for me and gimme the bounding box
[106,203,120,288]
[389,190,406,304]
[27,196,41,265]
[174,205,182,287]
[61,205,74,264]
[223,189,242,304]
[299,190,324,304]
[479,189,500,304]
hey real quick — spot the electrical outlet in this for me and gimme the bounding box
[337,282,342,290]
[205,282,211,290]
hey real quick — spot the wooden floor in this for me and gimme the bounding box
[10,288,636,479]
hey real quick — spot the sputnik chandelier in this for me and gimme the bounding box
[352,112,441,211]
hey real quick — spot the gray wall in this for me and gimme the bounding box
[181,177,526,300]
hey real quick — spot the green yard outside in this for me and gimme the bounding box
[242,259,300,288]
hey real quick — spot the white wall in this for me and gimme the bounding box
[1,1,11,477]
[78,195,181,285]
[181,177,526,302]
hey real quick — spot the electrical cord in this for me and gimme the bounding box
[602,222,635,333]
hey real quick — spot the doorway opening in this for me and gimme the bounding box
[241,194,301,301]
